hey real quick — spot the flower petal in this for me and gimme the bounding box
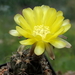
[22,8,35,27]
[65,41,71,48]
[44,8,57,27]
[33,6,43,25]
[34,41,45,55]
[50,37,67,48]
[14,14,21,25]
[51,16,64,33]
[34,35,42,41]
[20,39,36,45]
[9,30,21,36]
[61,19,71,34]
[41,5,50,23]
[59,35,67,39]
[14,14,31,31]
[49,27,64,40]
[45,43,55,60]
[62,19,70,26]
[58,38,71,48]
[57,11,63,17]
[41,5,50,15]
[16,26,33,38]
[62,24,71,34]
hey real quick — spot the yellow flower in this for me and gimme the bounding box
[9,5,71,57]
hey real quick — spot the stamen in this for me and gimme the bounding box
[33,25,50,39]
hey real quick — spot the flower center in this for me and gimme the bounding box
[33,25,50,39]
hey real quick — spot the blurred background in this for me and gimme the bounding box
[0,0,75,73]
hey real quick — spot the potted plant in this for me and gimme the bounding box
[0,5,71,75]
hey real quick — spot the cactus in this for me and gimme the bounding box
[1,45,53,75]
